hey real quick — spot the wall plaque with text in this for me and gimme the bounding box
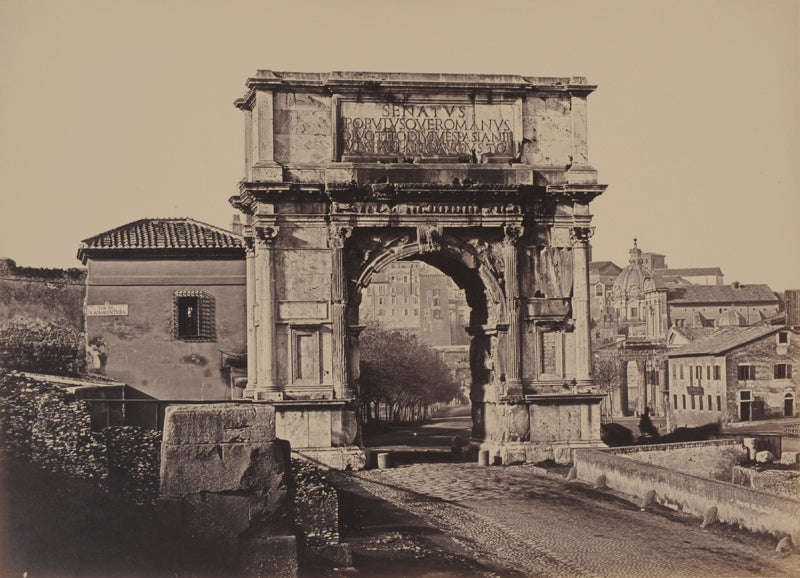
[87,303,128,316]
[338,101,520,161]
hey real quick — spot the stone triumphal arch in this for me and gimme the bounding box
[230,71,607,468]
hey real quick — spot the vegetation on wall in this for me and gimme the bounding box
[0,258,86,331]
[359,323,463,424]
[0,320,86,376]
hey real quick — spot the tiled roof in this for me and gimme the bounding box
[671,326,718,342]
[656,267,723,277]
[667,284,778,304]
[589,261,622,273]
[80,218,243,250]
[668,325,780,357]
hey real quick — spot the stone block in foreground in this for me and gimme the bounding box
[159,403,297,575]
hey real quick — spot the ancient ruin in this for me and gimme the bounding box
[229,71,609,466]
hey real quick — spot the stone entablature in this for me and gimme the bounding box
[230,70,607,465]
[235,70,599,188]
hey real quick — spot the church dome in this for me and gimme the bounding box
[611,239,651,300]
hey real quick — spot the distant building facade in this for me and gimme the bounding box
[77,218,247,400]
[667,325,799,428]
[594,239,782,421]
[359,260,469,347]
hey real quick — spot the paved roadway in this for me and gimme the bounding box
[342,409,798,577]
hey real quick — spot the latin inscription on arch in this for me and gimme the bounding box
[338,101,519,160]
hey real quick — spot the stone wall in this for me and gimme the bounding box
[574,444,800,543]
[732,465,800,498]
[0,371,162,504]
[613,440,747,481]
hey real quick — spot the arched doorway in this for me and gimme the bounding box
[346,230,504,443]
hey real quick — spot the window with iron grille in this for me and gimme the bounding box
[174,291,215,341]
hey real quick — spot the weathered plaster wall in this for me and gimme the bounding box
[574,444,800,543]
[615,441,747,481]
[726,333,799,422]
[669,355,727,428]
[85,258,246,399]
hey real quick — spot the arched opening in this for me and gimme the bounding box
[347,236,500,448]
[785,393,795,418]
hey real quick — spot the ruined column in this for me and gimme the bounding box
[254,223,280,398]
[503,226,524,395]
[571,227,593,386]
[244,233,259,397]
[330,226,353,400]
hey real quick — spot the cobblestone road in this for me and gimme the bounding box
[341,462,798,577]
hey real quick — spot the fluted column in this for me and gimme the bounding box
[254,224,280,398]
[243,233,258,397]
[571,226,594,386]
[503,225,524,395]
[330,225,353,400]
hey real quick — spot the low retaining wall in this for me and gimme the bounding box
[610,440,748,481]
[574,443,800,543]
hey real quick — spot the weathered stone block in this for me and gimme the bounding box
[331,409,359,446]
[240,535,298,578]
[160,441,290,497]
[756,450,774,464]
[162,404,276,446]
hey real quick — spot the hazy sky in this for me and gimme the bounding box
[1,0,798,290]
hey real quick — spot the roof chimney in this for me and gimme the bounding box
[732,281,741,289]
[231,214,243,236]
[786,289,800,327]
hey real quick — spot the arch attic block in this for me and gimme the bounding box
[230,71,609,467]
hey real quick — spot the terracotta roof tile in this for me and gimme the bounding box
[80,218,243,250]
[656,267,724,277]
[667,284,778,304]
[668,325,780,357]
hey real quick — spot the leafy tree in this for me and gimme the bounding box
[593,353,620,418]
[359,323,461,423]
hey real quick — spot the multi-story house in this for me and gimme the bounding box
[667,325,798,428]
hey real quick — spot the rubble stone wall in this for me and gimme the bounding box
[0,371,161,504]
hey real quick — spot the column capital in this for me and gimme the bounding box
[570,226,594,247]
[328,225,353,249]
[254,224,280,248]
[503,225,525,247]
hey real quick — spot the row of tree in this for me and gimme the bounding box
[358,322,464,424]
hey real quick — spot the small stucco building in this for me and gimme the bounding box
[77,218,247,400]
[667,325,799,428]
